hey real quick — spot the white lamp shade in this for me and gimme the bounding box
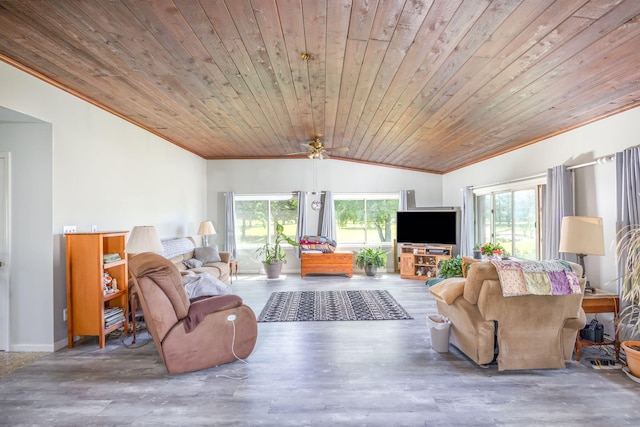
[125,226,163,254]
[197,220,216,236]
[558,216,605,256]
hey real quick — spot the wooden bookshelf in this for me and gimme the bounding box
[65,231,129,348]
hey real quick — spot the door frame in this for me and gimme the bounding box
[0,152,10,351]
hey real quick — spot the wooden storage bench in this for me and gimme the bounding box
[301,252,353,277]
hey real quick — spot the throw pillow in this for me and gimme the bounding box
[195,245,221,264]
[183,258,203,269]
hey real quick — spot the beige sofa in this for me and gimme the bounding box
[429,260,586,370]
[161,237,232,285]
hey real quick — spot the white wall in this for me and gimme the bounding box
[0,122,53,350]
[206,158,444,273]
[443,106,640,292]
[0,61,207,350]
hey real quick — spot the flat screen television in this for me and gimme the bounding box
[396,209,459,245]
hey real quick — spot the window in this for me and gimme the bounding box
[234,194,298,247]
[334,193,398,245]
[475,180,543,259]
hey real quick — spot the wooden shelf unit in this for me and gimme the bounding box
[65,231,130,348]
[400,244,452,280]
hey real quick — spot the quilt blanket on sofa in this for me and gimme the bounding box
[492,259,581,297]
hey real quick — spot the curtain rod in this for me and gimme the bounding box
[469,154,616,190]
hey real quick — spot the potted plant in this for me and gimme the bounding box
[355,247,387,276]
[438,256,463,278]
[255,221,299,279]
[473,244,482,260]
[615,226,640,377]
[479,242,508,260]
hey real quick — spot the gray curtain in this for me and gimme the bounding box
[616,147,640,295]
[224,191,236,258]
[544,165,573,259]
[460,186,474,257]
[320,191,336,241]
[296,191,307,258]
[399,190,409,211]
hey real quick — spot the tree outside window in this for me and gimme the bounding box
[235,195,298,247]
[334,194,398,245]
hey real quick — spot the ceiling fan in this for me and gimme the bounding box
[289,137,349,160]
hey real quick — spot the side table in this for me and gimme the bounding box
[229,259,238,284]
[575,289,619,361]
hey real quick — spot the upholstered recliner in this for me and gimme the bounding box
[429,261,586,371]
[128,252,257,374]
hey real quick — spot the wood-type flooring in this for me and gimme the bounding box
[1,273,639,426]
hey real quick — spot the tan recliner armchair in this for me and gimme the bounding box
[129,253,258,374]
[429,261,586,371]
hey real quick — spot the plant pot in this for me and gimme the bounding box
[364,265,377,276]
[622,340,640,377]
[263,261,283,279]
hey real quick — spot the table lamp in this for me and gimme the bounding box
[125,225,163,255]
[197,220,216,246]
[558,216,605,293]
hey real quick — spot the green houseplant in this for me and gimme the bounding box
[479,242,508,260]
[615,226,640,377]
[355,247,387,276]
[255,221,299,279]
[438,255,463,278]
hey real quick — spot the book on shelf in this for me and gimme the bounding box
[103,253,122,263]
[105,315,125,328]
[104,307,124,320]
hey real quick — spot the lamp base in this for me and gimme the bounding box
[577,254,596,293]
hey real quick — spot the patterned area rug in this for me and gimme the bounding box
[257,290,413,322]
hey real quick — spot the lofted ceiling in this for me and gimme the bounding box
[1,1,640,173]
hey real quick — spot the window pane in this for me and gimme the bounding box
[335,199,365,243]
[235,200,268,246]
[271,199,298,242]
[494,192,513,254]
[365,199,398,243]
[513,189,536,259]
[477,195,491,244]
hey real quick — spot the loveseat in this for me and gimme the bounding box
[161,237,231,285]
[429,260,586,370]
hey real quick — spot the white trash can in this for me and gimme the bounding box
[427,314,451,353]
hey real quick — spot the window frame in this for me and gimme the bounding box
[473,178,545,259]
[333,192,399,246]
[233,193,298,249]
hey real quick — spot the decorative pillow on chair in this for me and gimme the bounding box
[195,245,221,264]
[183,258,203,269]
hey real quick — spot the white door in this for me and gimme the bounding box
[0,152,9,351]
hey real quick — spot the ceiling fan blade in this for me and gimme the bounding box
[286,151,309,156]
[325,146,349,152]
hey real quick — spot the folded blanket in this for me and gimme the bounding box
[182,272,232,299]
[492,259,581,297]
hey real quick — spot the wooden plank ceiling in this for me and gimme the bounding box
[1,0,640,173]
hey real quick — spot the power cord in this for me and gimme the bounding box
[215,314,251,380]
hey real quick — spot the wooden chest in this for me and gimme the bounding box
[301,252,354,277]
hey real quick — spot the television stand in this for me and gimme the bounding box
[400,244,452,280]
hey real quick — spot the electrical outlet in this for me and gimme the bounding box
[63,308,68,322]
[63,225,77,234]
[91,225,98,232]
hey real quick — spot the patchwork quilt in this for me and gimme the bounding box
[491,259,581,297]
